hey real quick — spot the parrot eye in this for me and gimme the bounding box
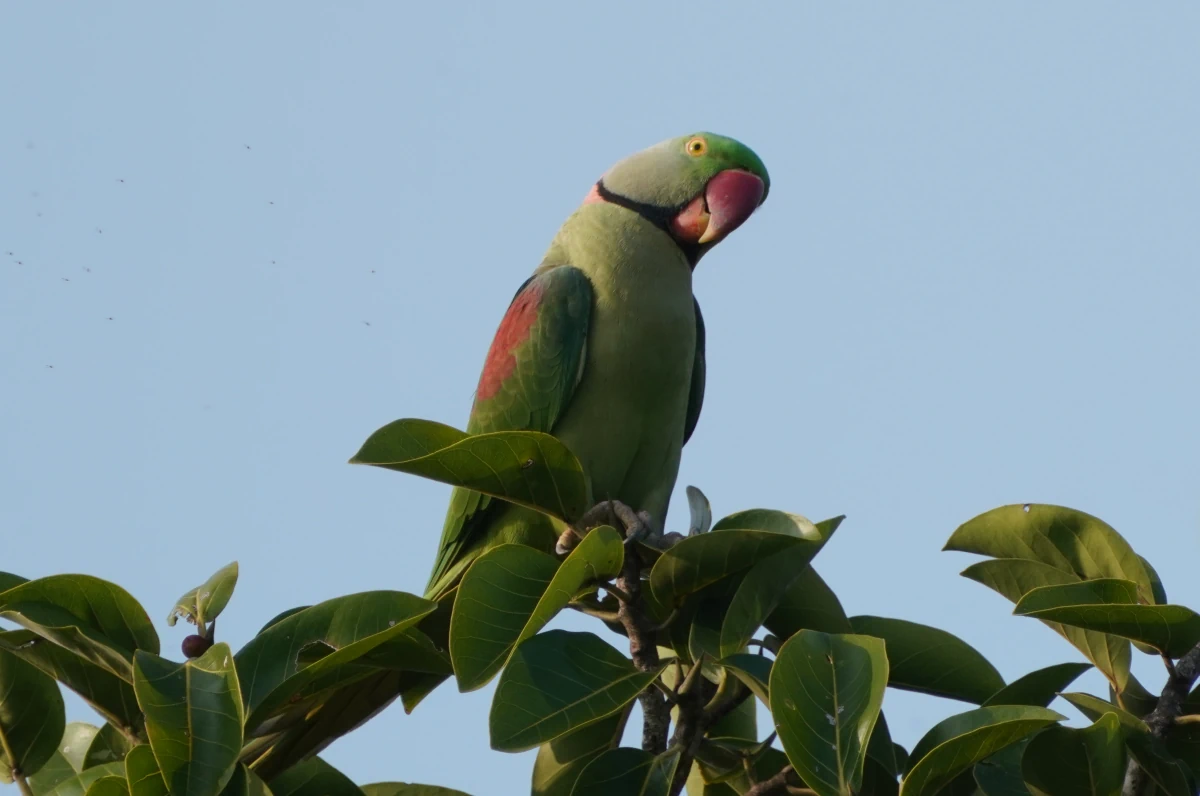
[685,137,707,157]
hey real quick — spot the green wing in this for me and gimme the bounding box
[425,265,593,596]
[683,298,706,445]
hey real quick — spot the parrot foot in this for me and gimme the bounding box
[557,500,666,555]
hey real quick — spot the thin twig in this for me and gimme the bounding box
[744,764,797,796]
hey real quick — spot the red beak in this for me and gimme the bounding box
[697,169,766,244]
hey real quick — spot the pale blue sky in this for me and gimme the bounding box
[2,4,1198,794]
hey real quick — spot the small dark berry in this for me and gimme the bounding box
[182,634,212,658]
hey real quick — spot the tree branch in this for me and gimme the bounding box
[744,764,797,796]
[614,536,670,754]
[1123,640,1200,796]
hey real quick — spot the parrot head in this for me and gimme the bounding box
[584,132,769,264]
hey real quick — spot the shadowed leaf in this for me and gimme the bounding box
[84,776,129,796]
[133,643,243,796]
[531,708,629,796]
[765,562,853,639]
[650,511,835,606]
[361,786,470,796]
[571,747,676,796]
[489,630,661,752]
[0,576,159,680]
[719,545,821,658]
[718,654,772,706]
[235,591,435,734]
[961,559,1130,691]
[350,419,589,522]
[123,744,167,796]
[452,528,622,691]
[41,762,125,796]
[1022,713,1124,796]
[267,756,362,796]
[900,706,1063,796]
[1014,579,1200,658]
[0,647,66,783]
[983,663,1092,708]
[770,630,888,796]
[849,616,1004,704]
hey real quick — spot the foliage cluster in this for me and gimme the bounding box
[3,419,1199,796]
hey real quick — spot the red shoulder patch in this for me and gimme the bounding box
[476,281,544,401]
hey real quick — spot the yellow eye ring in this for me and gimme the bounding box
[685,137,707,157]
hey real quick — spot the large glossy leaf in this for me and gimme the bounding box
[452,528,623,691]
[133,642,243,796]
[168,562,238,633]
[982,663,1092,708]
[490,630,661,752]
[961,559,1130,691]
[973,740,1031,796]
[236,591,435,734]
[718,654,771,706]
[1021,714,1124,796]
[945,504,1154,600]
[650,511,835,605]
[849,616,1003,704]
[764,562,853,638]
[267,757,362,796]
[718,545,819,658]
[0,630,143,734]
[1014,579,1200,658]
[571,748,676,796]
[770,630,888,796]
[218,765,272,796]
[42,762,126,796]
[0,647,66,783]
[900,706,1063,796]
[1125,732,1194,796]
[29,751,78,794]
[82,724,133,769]
[85,777,130,796]
[123,744,167,796]
[56,722,102,773]
[0,576,159,680]
[350,419,589,522]
[361,786,470,796]
[531,707,629,796]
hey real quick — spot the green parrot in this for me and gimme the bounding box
[425,132,769,600]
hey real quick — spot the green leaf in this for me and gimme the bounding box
[0,630,143,732]
[1058,692,1146,730]
[361,786,470,796]
[266,757,362,796]
[848,616,1004,704]
[0,647,66,782]
[973,740,1031,796]
[85,776,130,796]
[982,663,1092,708]
[770,630,888,796]
[1125,732,1194,796]
[1021,713,1124,796]
[235,590,436,734]
[350,419,590,522]
[133,642,243,796]
[490,630,662,752]
[945,504,1154,601]
[718,654,771,706]
[452,528,623,691]
[57,722,102,772]
[571,748,676,796]
[718,545,821,658]
[650,511,835,606]
[123,745,167,796]
[1013,579,1200,658]
[0,576,159,680]
[0,573,28,593]
[961,559,1130,691]
[219,765,272,796]
[900,706,1064,796]
[83,724,133,769]
[29,750,78,793]
[167,563,238,633]
[531,708,629,796]
[867,714,901,778]
[42,762,126,796]
[764,562,853,639]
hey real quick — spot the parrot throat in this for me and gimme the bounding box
[593,180,703,268]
